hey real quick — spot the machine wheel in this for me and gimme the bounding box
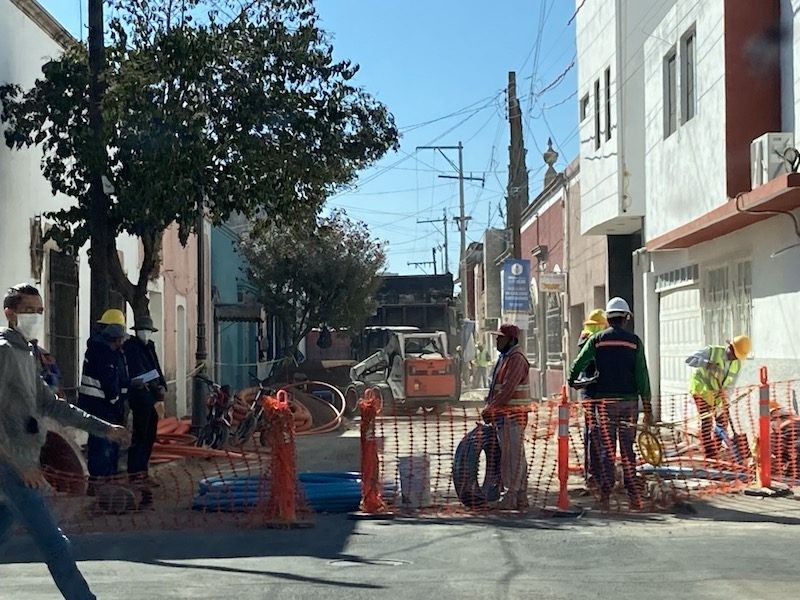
[374,385,397,417]
[422,404,448,416]
[344,382,366,418]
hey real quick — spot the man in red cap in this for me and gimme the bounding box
[482,323,531,510]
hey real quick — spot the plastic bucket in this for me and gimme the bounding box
[398,455,431,508]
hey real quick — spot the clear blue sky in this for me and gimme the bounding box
[37,0,578,277]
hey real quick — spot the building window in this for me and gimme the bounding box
[681,28,696,123]
[701,260,752,345]
[546,294,563,363]
[580,93,590,121]
[663,48,677,138]
[604,67,612,141]
[594,79,601,150]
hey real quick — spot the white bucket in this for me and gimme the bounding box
[398,455,431,508]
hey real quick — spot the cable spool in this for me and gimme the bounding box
[637,429,663,466]
[453,424,502,509]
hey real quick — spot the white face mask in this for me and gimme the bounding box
[136,330,152,343]
[16,313,44,343]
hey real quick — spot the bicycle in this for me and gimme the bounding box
[232,373,276,446]
[195,374,235,449]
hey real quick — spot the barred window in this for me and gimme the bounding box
[702,260,751,345]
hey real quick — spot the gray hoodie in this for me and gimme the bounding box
[0,327,112,477]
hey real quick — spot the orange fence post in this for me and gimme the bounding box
[263,389,298,524]
[758,367,772,489]
[351,387,393,519]
[557,386,570,510]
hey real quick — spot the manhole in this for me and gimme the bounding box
[327,558,411,567]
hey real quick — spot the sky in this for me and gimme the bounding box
[36,0,579,278]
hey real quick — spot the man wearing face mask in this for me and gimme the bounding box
[77,309,130,483]
[123,316,167,485]
[0,284,130,599]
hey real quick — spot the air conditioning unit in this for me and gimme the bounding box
[750,132,795,188]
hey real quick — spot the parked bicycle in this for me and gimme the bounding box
[195,374,235,449]
[232,373,277,446]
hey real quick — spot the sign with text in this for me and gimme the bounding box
[502,259,531,312]
[540,272,566,293]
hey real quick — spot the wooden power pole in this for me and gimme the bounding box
[88,0,110,322]
[507,71,529,260]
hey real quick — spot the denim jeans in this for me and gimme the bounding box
[494,412,529,497]
[589,401,639,498]
[0,463,96,599]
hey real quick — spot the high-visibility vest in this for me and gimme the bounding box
[489,347,531,408]
[689,345,740,403]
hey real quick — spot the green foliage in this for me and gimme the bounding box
[0,0,398,312]
[238,209,386,348]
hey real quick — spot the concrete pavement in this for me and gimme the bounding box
[2,494,800,599]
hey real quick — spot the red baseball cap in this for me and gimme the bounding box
[489,323,520,339]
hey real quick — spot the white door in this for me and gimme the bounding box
[176,304,188,418]
[658,287,703,422]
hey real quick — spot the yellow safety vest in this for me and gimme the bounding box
[689,345,740,405]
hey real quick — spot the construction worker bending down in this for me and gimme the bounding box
[568,297,652,510]
[686,335,751,459]
[577,308,608,490]
[482,323,531,511]
[0,284,130,600]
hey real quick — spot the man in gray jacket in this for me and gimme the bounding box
[0,284,130,600]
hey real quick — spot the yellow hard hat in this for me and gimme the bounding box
[583,309,608,328]
[97,308,126,327]
[730,335,751,360]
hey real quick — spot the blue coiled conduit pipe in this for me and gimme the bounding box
[192,471,395,513]
[452,424,502,509]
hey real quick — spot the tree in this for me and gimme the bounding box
[238,209,386,356]
[0,0,398,319]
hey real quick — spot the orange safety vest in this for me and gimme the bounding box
[488,346,531,411]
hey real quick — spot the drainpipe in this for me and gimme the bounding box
[562,173,571,393]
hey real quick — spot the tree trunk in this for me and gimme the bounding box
[106,228,163,322]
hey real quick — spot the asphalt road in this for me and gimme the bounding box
[2,495,800,600]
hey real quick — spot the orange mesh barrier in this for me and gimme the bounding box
[368,374,800,515]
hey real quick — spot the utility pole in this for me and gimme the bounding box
[88,0,109,322]
[507,71,529,260]
[417,209,449,273]
[407,259,435,274]
[417,143,484,321]
[192,207,207,428]
[432,247,438,275]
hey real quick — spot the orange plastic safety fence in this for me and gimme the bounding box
[357,389,388,513]
[368,378,800,516]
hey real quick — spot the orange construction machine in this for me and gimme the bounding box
[344,327,459,416]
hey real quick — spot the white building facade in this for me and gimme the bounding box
[2,0,147,400]
[576,0,800,413]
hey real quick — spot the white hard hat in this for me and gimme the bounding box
[605,297,631,317]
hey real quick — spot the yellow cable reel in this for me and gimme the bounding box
[637,427,663,467]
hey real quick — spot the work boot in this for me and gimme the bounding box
[597,494,610,512]
[494,494,520,511]
[517,492,529,511]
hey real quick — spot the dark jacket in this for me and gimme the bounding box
[122,336,167,407]
[569,325,651,401]
[77,334,128,422]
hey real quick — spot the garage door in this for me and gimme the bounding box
[659,287,703,421]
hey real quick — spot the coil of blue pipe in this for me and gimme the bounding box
[192,471,395,513]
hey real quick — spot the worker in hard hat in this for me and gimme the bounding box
[685,335,751,459]
[577,309,608,490]
[568,297,652,510]
[77,309,131,484]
